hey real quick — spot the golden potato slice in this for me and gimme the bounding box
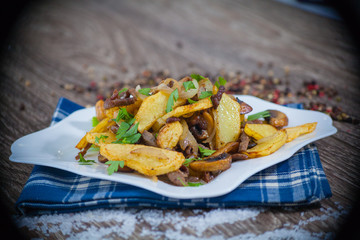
[152,98,213,131]
[86,132,117,146]
[156,121,183,149]
[244,124,278,140]
[76,118,115,149]
[214,93,241,149]
[173,98,187,109]
[105,106,119,119]
[246,129,287,158]
[100,144,185,176]
[135,91,169,133]
[284,122,317,143]
[130,147,168,161]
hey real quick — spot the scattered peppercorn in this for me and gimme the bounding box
[61,63,358,124]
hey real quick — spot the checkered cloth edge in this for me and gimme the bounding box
[15,97,331,214]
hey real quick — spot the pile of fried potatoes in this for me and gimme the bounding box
[75,75,317,186]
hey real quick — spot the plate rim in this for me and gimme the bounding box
[9,95,337,199]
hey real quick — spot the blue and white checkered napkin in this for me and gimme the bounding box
[15,97,332,214]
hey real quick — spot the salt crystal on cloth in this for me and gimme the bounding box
[15,97,331,215]
[15,205,348,239]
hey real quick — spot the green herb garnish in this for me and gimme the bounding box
[187,98,198,104]
[113,122,141,144]
[117,121,131,136]
[198,146,216,157]
[95,135,108,144]
[190,73,206,82]
[166,88,179,113]
[214,76,227,88]
[112,107,141,144]
[183,81,196,92]
[88,144,100,152]
[177,177,204,187]
[119,133,142,144]
[199,91,213,99]
[92,117,99,127]
[105,160,125,175]
[183,157,202,167]
[138,88,151,96]
[78,153,96,165]
[247,110,271,121]
[115,107,134,123]
[118,88,128,95]
[120,122,140,139]
[187,182,204,187]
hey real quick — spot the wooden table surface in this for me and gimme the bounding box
[1,0,360,239]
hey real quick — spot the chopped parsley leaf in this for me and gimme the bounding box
[190,73,206,82]
[198,146,216,157]
[78,153,96,165]
[187,98,198,104]
[113,122,141,144]
[183,157,202,167]
[138,88,151,96]
[166,88,179,113]
[95,135,108,144]
[183,81,196,92]
[118,88,128,95]
[177,177,204,187]
[115,108,134,123]
[105,161,125,175]
[92,117,99,127]
[214,76,227,88]
[247,110,271,121]
[199,91,213,99]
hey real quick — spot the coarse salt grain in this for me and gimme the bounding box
[14,204,348,240]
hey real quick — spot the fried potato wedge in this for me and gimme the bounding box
[152,98,213,131]
[214,93,241,149]
[100,144,185,176]
[156,121,183,149]
[244,123,278,140]
[284,122,317,143]
[246,129,287,158]
[135,91,169,133]
[105,106,119,119]
[75,118,115,149]
[86,132,117,146]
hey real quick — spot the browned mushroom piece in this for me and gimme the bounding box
[265,109,289,128]
[167,165,189,186]
[231,153,248,161]
[98,153,108,163]
[117,166,135,172]
[238,132,250,152]
[236,98,253,114]
[189,153,232,172]
[103,88,137,109]
[141,130,158,147]
[212,141,239,157]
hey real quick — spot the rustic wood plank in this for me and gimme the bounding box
[1,0,359,238]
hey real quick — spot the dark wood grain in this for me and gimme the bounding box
[1,0,360,238]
